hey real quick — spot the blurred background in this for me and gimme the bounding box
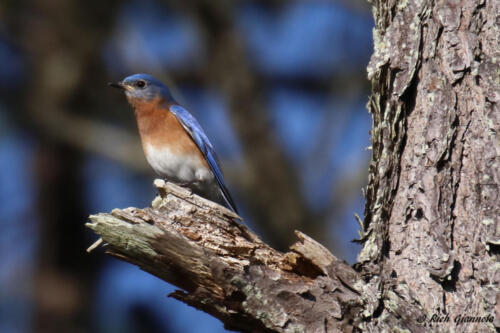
[0,0,373,332]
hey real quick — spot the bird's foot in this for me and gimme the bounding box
[175,181,192,187]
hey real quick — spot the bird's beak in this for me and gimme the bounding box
[108,81,125,90]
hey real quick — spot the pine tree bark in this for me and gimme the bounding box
[87,0,499,331]
[359,0,499,331]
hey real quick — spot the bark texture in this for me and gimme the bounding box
[360,0,499,331]
[88,181,367,332]
[87,0,499,331]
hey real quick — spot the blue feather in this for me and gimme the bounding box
[169,105,238,213]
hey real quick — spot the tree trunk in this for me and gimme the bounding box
[87,0,499,331]
[360,0,499,331]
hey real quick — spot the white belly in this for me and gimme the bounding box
[144,144,214,184]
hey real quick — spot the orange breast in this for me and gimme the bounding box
[132,97,209,167]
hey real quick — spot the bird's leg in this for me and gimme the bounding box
[174,181,192,187]
[168,180,199,190]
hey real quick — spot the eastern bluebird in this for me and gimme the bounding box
[109,73,238,213]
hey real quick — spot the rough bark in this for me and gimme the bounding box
[88,180,431,332]
[88,180,364,332]
[87,0,499,332]
[359,0,499,331]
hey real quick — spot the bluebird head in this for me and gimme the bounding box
[109,74,174,102]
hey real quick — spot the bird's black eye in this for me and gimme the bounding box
[136,80,146,89]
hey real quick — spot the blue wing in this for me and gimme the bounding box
[169,105,238,213]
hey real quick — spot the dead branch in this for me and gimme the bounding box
[87,180,372,332]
